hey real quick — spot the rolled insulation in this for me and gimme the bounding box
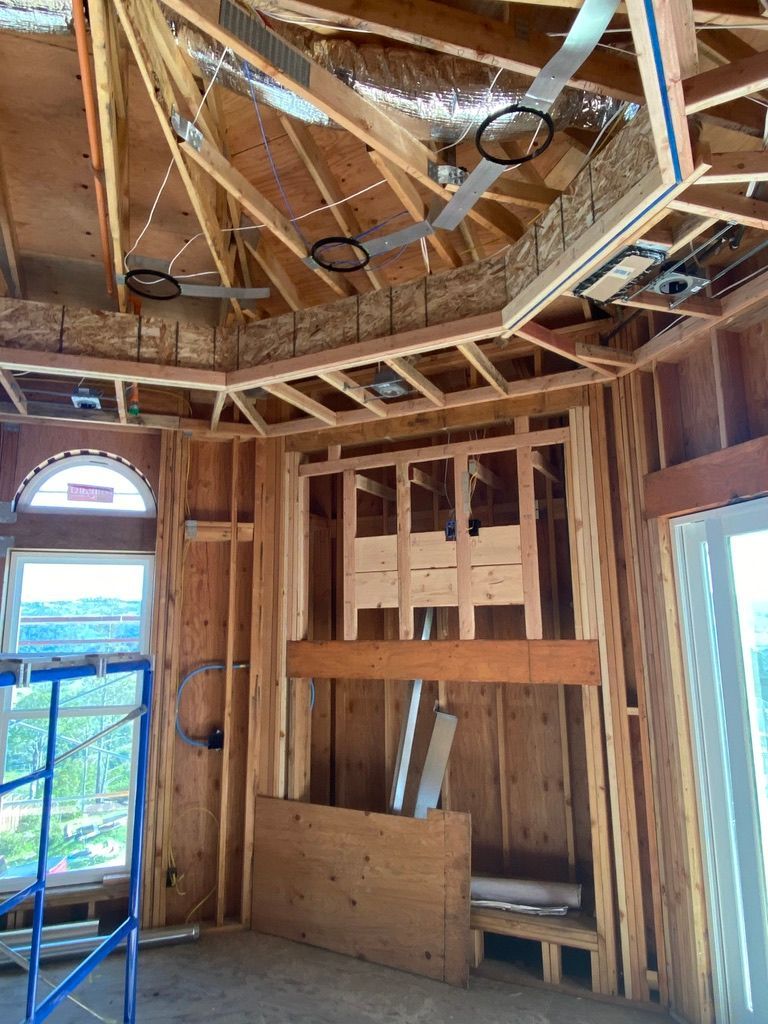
[471,875,582,911]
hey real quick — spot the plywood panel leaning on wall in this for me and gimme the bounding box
[251,796,471,985]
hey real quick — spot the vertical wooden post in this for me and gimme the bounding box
[396,463,414,639]
[287,453,311,801]
[653,363,684,468]
[342,469,357,640]
[216,438,239,925]
[452,454,474,639]
[564,412,619,997]
[517,445,542,640]
[241,439,265,925]
[142,430,179,927]
[148,432,188,929]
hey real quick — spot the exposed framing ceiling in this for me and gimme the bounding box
[1,0,768,439]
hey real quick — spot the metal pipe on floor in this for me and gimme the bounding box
[0,924,199,968]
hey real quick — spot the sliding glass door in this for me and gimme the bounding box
[674,498,768,1024]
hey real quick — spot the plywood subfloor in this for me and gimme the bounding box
[0,931,664,1023]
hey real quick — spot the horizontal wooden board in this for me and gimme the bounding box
[287,639,601,685]
[470,907,599,951]
[251,797,471,984]
[644,435,768,518]
[7,512,155,552]
[355,564,524,608]
[356,525,521,572]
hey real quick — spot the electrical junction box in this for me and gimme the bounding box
[574,244,668,303]
[71,386,103,411]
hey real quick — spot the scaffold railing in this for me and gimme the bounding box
[0,653,153,1024]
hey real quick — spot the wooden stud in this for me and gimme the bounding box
[517,446,542,640]
[342,469,357,640]
[395,463,414,639]
[115,380,128,424]
[216,439,240,925]
[452,454,474,639]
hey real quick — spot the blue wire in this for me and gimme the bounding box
[242,61,309,246]
[355,210,410,240]
[315,213,411,270]
[175,662,249,748]
[370,243,409,271]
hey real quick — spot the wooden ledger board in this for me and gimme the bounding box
[251,797,471,985]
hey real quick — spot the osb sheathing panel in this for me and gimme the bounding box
[140,317,177,365]
[215,325,239,372]
[0,112,656,372]
[62,307,139,359]
[177,322,215,370]
[0,299,62,351]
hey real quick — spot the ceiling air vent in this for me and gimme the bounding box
[574,244,668,303]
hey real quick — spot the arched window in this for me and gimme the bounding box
[13,451,156,518]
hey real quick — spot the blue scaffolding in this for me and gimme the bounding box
[0,654,153,1023]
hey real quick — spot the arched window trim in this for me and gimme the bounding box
[13,450,157,518]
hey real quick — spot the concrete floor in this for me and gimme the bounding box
[0,930,666,1023]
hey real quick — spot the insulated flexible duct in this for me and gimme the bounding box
[1,0,621,140]
[178,15,623,141]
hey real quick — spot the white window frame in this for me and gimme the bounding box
[14,453,156,518]
[673,497,768,1024]
[0,551,154,890]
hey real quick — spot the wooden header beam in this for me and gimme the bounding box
[644,435,768,518]
[287,639,601,685]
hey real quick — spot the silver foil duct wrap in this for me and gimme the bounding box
[0,0,621,139]
[177,16,623,141]
[0,0,70,34]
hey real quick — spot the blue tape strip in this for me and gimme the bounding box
[643,0,683,184]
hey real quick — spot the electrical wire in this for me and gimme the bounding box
[242,60,308,246]
[435,66,505,155]
[124,48,230,270]
[175,662,249,748]
[167,805,220,910]
[165,176,392,277]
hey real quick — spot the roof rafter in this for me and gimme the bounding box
[179,127,354,299]
[684,49,768,114]
[366,150,463,269]
[0,144,22,298]
[160,0,525,223]
[262,0,643,103]
[281,117,386,290]
[111,0,243,317]
[86,0,130,310]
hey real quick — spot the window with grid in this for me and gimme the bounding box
[0,553,154,889]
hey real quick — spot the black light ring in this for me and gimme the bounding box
[311,236,371,273]
[125,268,182,300]
[475,105,555,166]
